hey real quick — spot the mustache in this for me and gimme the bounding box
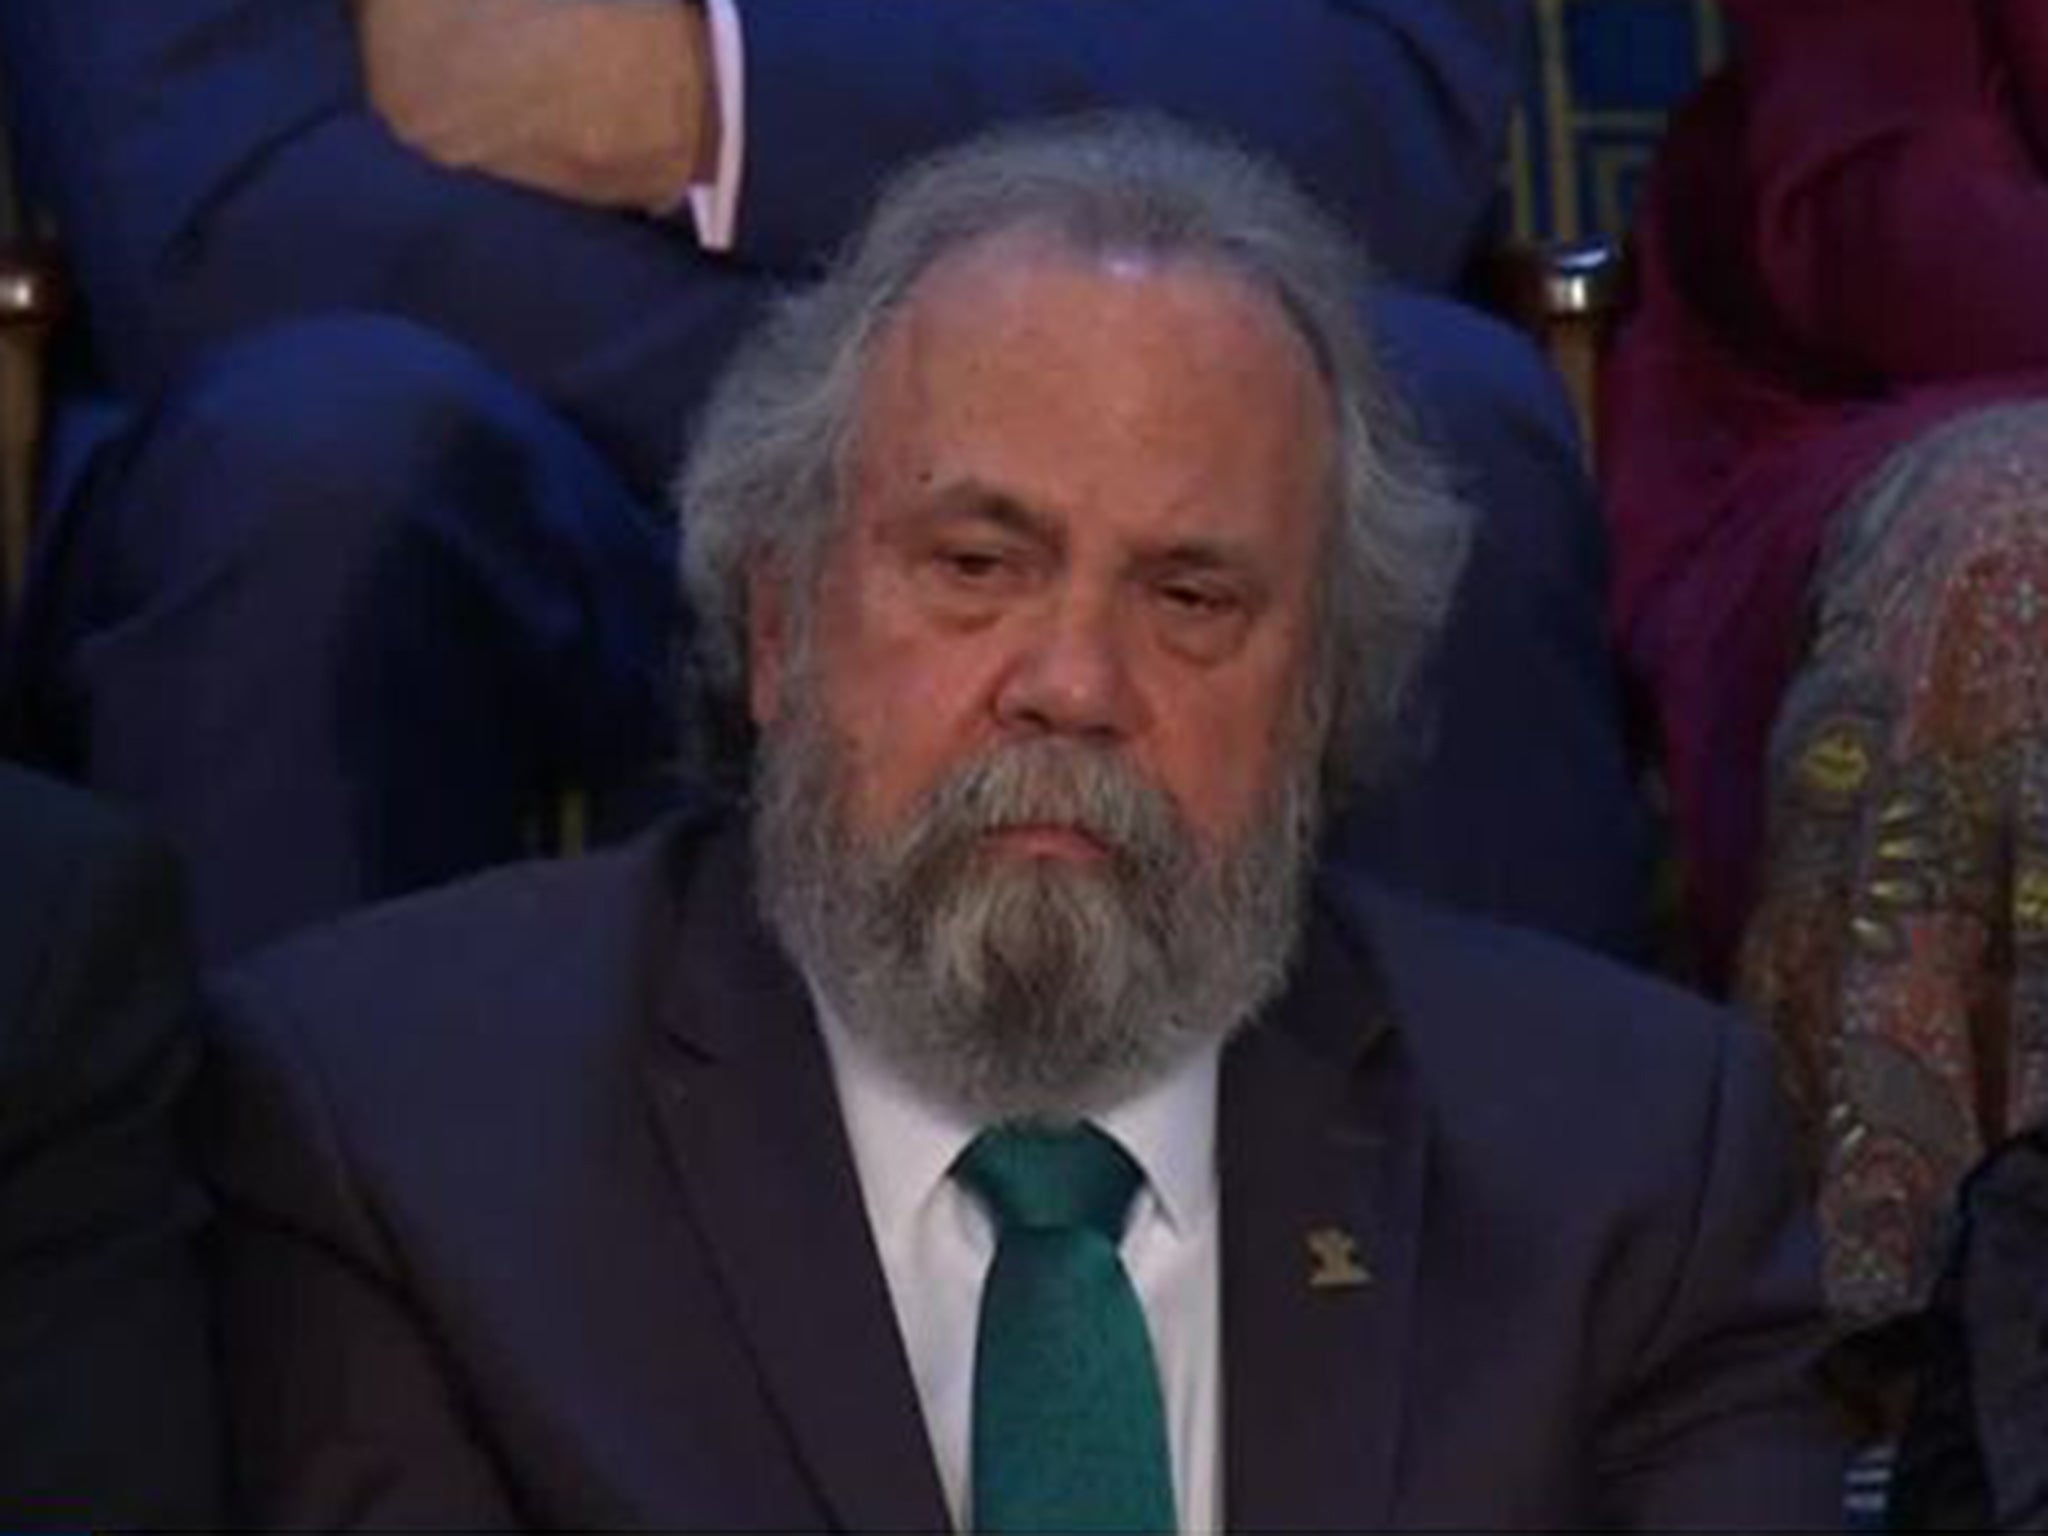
[883,738,1193,883]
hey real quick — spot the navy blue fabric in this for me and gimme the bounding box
[0,764,220,1526]
[1332,291,1650,961]
[201,815,1841,1527]
[732,0,1521,286]
[0,0,1651,962]
[7,317,685,958]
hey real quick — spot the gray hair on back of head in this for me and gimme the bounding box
[676,110,1473,798]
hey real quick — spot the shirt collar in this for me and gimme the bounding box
[1094,1035,1218,1236]
[811,986,1221,1243]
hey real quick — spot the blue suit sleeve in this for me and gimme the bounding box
[0,0,767,493]
[1591,1019,1848,1529]
[732,0,1524,289]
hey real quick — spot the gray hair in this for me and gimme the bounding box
[677,112,1472,794]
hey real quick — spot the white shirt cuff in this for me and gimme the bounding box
[685,0,746,250]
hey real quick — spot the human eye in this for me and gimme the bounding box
[1148,569,1255,660]
[934,541,1019,585]
[910,526,1044,622]
[1156,577,1239,617]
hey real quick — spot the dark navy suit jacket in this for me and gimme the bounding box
[0,765,219,1525]
[205,816,1844,1528]
[0,0,1523,499]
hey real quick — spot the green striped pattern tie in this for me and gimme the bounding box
[957,1124,1177,1534]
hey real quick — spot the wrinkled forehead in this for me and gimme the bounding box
[843,228,1339,535]
[871,223,1333,402]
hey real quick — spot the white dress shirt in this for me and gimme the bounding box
[814,999,1225,1534]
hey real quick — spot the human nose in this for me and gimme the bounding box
[992,592,1141,742]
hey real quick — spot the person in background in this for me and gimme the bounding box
[203,116,1840,1530]
[0,0,1651,965]
[0,761,218,1524]
[1604,0,2048,1418]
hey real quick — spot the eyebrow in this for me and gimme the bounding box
[896,481,1064,549]
[893,477,1271,581]
[1139,540,1262,576]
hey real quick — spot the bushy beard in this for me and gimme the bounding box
[752,688,1322,1125]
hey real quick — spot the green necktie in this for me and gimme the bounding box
[956,1124,1178,1535]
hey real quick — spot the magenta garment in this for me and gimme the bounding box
[1601,0,2048,981]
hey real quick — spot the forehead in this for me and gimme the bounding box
[884,224,1324,363]
[846,231,1335,550]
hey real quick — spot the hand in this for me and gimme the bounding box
[356,0,717,215]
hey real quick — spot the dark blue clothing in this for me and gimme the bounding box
[0,0,1652,960]
[204,813,1840,1527]
[11,316,683,954]
[0,763,220,1526]
[3,0,1522,450]
[1890,1125,2048,1530]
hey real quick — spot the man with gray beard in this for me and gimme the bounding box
[755,718,1310,1126]
[202,116,1845,1530]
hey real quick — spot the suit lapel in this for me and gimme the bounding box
[641,830,951,1533]
[1220,893,1429,1532]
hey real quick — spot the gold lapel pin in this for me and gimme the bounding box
[1305,1225,1372,1290]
